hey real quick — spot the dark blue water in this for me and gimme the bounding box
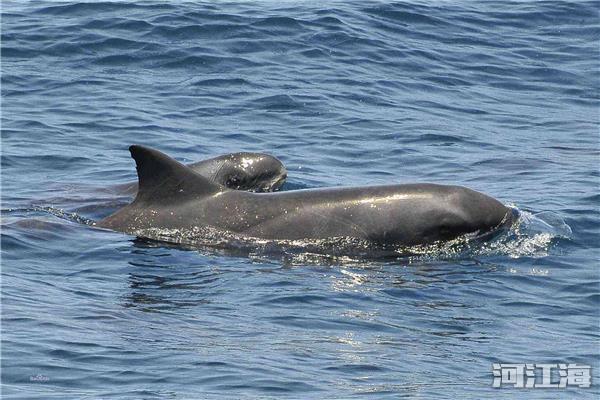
[2,1,599,398]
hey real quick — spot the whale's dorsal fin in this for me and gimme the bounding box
[129,145,224,204]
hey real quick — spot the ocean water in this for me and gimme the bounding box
[2,1,599,398]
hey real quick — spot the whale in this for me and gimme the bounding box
[98,145,514,247]
[112,151,287,196]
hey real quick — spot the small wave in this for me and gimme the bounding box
[1,46,36,58]
[33,2,171,16]
[4,206,97,226]
[94,54,140,66]
[148,23,249,40]
[363,6,449,27]
[160,55,258,70]
[252,94,304,111]
[191,77,252,88]
[85,37,149,52]
[251,16,304,32]
[82,18,153,32]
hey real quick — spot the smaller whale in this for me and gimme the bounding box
[113,152,287,196]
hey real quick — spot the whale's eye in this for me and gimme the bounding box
[226,176,241,188]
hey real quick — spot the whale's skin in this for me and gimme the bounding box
[98,145,513,246]
[113,152,287,196]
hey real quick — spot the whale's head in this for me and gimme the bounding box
[412,185,515,244]
[432,186,514,242]
[212,152,287,192]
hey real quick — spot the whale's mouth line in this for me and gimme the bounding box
[459,206,520,243]
[270,174,287,191]
[254,173,287,192]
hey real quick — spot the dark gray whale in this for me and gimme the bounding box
[98,145,514,246]
[113,152,287,196]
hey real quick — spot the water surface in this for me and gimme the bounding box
[2,1,599,398]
